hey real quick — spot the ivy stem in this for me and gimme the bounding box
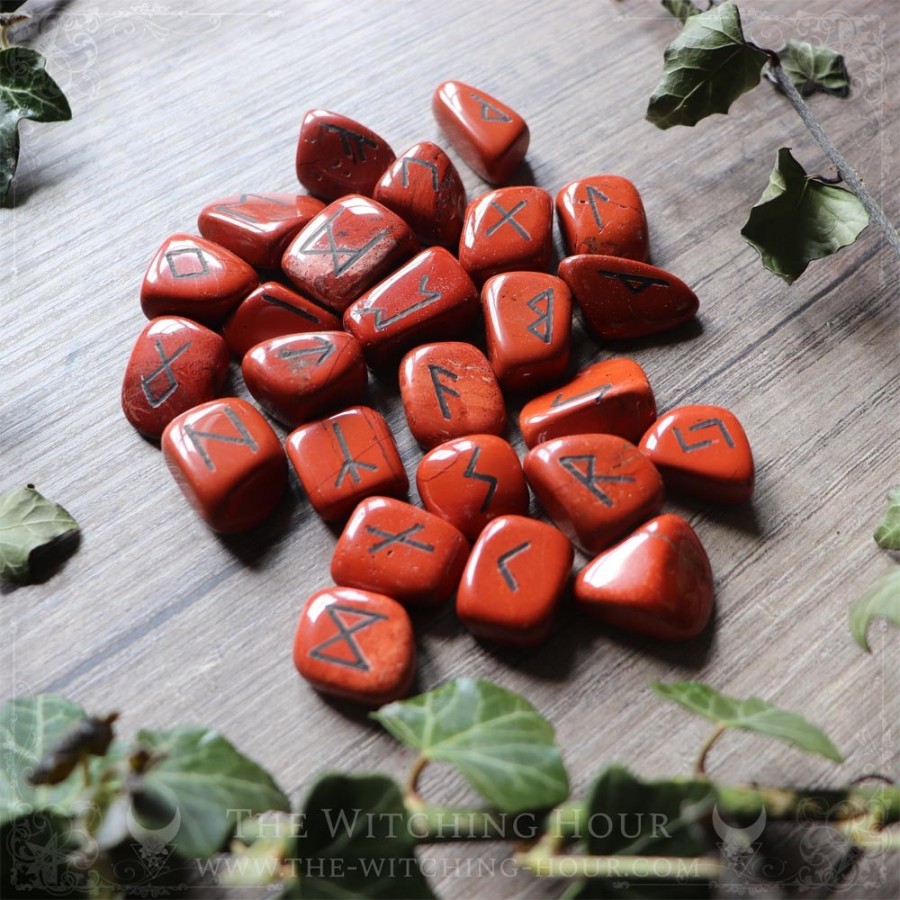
[765,51,900,260]
[694,724,726,777]
[0,25,9,49]
[404,754,429,808]
[514,851,722,881]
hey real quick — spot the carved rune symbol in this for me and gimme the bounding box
[428,365,460,420]
[558,455,635,507]
[549,383,612,408]
[319,123,378,162]
[212,193,292,224]
[333,421,377,487]
[470,92,512,123]
[597,269,669,294]
[276,336,335,368]
[261,292,319,322]
[366,524,435,554]
[165,248,208,279]
[525,289,555,344]
[496,542,531,591]
[585,185,610,229]
[297,210,389,276]
[368,275,443,331]
[674,418,735,453]
[141,339,191,408]
[486,200,530,240]
[184,407,258,472]
[309,604,387,671]
[401,157,439,191]
[463,446,498,513]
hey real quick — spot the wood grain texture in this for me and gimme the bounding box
[1,0,898,896]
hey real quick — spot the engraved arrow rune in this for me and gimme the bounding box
[276,336,335,367]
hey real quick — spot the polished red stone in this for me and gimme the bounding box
[282,195,418,313]
[432,81,529,184]
[285,405,408,522]
[373,142,466,248]
[524,434,664,554]
[221,281,341,359]
[574,514,714,640]
[555,176,649,261]
[639,404,754,503]
[456,515,573,646]
[140,233,258,325]
[399,343,506,449]
[242,332,367,428]
[482,272,572,392]
[558,255,699,339]
[162,398,287,533]
[343,247,479,367]
[416,435,529,540]
[331,497,469,606]
[197,193,325,269]
[458,186,553,285]
[293,586,415,706]
[295,110,396,200]
[519,358,656,448]
[122,316,229,439]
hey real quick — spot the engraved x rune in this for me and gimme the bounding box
[297,210,389,276]
[674,418,735,453]
[140,339,191,408]
[309,604,387,671]
[486,200,530,240]
[558,455,635,507]
[333,421,377,487]
[366,524,435,554]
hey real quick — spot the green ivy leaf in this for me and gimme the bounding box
[373,678,569,813]
[134,726,290,860]
[740,148,869,283]
[646,1,767,129]
[0,695,89,827]
[569,766,716,899]
[0,485,79,583]
[850,569,900,652]
[652,681,843,762]
[287,773,434,899]
[0,47,71,205]
[661,0,703,24]
[765,39,850,98]
[874,488,900,551]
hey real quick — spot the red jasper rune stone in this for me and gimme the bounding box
[373,141,467,248]
[140,233,258,325]
[198,193,325,269]
[432,80,529,184]
[293,586,415,706]
[574,514,714,640]
[282,195,418,313]
[122,316,229,438]
[295,110,396,200]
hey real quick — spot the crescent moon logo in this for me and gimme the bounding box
[711,804,766,849]
[126,800,182,850]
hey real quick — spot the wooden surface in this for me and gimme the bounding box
[2,0,898,896]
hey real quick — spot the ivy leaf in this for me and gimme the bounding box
[646,1,767,129]
[740,148,869,283]
[0,47,71,206]
[373,678,569,813]
[570,765,717,899]
[133,726,290,860]
[850,569,900,652]
[0,694,89,827]
[874,488,900,551]
[652,681,843,762]
[287,773,434,898]
[765,39,850,98]
[661,0,703,24]
[0,485,79,583]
